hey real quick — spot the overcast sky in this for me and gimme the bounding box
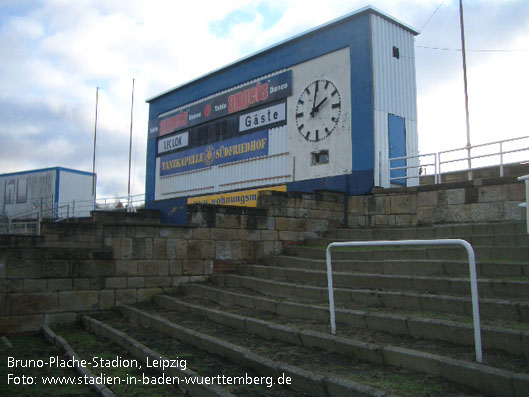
[0,0,528,198]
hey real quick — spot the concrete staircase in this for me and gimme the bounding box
[46,221,529,396]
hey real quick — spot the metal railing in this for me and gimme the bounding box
[325,239,482,363]
[519,174,529,234]
[389,134,529,186]
[1,193,146,235]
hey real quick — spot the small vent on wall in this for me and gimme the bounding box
[392,46,400,59]
[311,150,329,165]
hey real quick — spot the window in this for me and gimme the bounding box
[392,46,400,59]
[311,150,329,165]
[4,180,15,204]
[17,178,27,203]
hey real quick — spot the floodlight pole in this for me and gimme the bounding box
[92,87,99,207]
[127,78,135,211]
[459,0,472,179]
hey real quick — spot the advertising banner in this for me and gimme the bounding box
[157,131,189,155]
[156,70,292,136]
[160,129,269,177]
[188,185,287,207]
[239,102,286,132]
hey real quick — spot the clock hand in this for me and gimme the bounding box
[313,96,328,113]
[310,81,319,117]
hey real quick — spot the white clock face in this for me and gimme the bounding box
[295,79,341,142]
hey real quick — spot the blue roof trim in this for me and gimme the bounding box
[146,6,418,103]
[0,166,95,178]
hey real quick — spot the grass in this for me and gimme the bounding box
[0,333,97,396]
[58,324,182,397]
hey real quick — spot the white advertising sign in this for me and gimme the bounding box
[158,131,189,154]
[239,102,286,132]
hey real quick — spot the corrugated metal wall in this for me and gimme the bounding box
[0,170,56,218]
[156,125,291,200]
[58,171,94,217]
[371,14,419,188]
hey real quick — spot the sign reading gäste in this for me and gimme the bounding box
[160,129,269,177]
[156,71,292,137]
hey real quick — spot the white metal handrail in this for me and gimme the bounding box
[325,239,483,363]
[518,174,529,234]
[389,152,437,184]
[388,134,529,186]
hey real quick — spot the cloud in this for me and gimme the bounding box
[0,0,528,198]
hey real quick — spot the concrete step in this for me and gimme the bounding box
[210,274,529,322]
[156,293,529,373]
[98,307,392,396]
[283,244,529,262]
[44,323,182,396]
[270,256,529,278]
[178,283,529,359]
[311,234,529,248]
[119,302,516,396]
[323,222,527,240]
[80,315,232,396]
[236,264,529,299]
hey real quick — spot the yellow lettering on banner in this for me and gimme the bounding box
[188,185,287,208]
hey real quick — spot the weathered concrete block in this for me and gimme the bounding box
[216,241,232,260]
[47,278,73,292]
[183,260,204,275]
[77,260,114,277]
[44,312,77,327]
[73,278,90,290]
[187,240,200,259]
[157,260,169,276]
[121,238,133,259]
[104,277,127,289]
[18,314,44,332]
[42,260,69,277]
[115,260,138,276]
[115,289,137,305]
[127,277,145,288]
[153,238,167,259]
[59,291,99,312]
[24,279,47,293]
[137,288,163,302]
[200,240,215,259]
[211,228,227,240]
[10,293,58,315]
[99,290,115,310]
[169,260,183,276]
[7,259,41,278]
[137,260,157,276]
[144,276,171,288]
[193,228,211,240]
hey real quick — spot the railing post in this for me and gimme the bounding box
[437,152,442,183]
[499,141,504,177]
[325,246,337,335]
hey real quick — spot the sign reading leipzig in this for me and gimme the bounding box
[157,71,292,136]
[160,129,269,177]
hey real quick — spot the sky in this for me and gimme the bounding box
[0,0,528,198]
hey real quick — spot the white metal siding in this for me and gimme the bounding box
[371,14,419,187]
[58,171,95,217]
[0,170,56,218]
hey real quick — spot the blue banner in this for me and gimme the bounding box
[160,129,269,177]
